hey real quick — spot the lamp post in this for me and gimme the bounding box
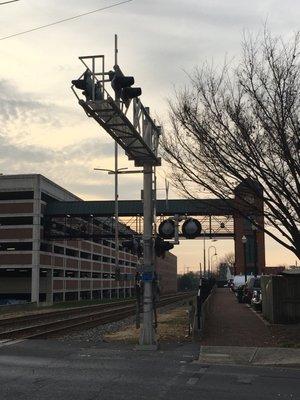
[210,253,218,276]
[251,222,258,277]
[242,235,247,283]
[94,166,128,298]
[208,245,217,277]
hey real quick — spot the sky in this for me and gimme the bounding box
[0,0,299,272]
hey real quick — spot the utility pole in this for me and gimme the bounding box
[114,34,120,291]
[72,36,161,349]
[139,113,157,348]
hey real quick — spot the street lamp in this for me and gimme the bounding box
[242,235,247,283]
[210,253,218,276]
[94,166,128,298]
[208,245,217,276]
[251,221,258,277]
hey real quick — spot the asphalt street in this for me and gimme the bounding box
[0,339,299,400]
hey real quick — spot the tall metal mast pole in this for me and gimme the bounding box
[139,118,156,347]
[114,34,120,290]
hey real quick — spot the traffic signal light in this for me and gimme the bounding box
[158,218,175,239]
[154,236,174,258]
[109,65,142,108]
[182,218,202,239]
[72,70,103,101]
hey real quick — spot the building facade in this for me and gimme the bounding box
[0,174,177,304]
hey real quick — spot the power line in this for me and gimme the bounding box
[0,0,20,5]
[0,0,134,41]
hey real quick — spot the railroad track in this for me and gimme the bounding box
[0,292,194,340]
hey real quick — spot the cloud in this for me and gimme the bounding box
[0,80,80,129]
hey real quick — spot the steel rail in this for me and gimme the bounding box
[0,292,195,340]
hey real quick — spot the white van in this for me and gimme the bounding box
[232,275,246,292]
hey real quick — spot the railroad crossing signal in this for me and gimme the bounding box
[72,70,103,101]
[154,236,174,258]
[182,218,202,239]
[109,65,142,108]
[158,218,175,239]
[71,38,160,348]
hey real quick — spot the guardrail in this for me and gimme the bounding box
[193,279,217,336]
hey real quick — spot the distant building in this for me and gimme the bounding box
[263,266,286,275]
[0,174,177,304]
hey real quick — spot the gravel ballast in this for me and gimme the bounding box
[57,300,189,343]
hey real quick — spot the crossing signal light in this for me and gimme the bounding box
[158,219,175,239]
[154,236,174,258]
[72,70,103,101]
[182,218,202,239]
[109,65,142,108]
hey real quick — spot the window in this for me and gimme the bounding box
[0,242,32,251]
[92,272,102,279]
[0,191,33,200]
[66,248,79,257]
[0,216,33,226]
[80,271,91,278]
[53,269,64,277]
[80,251,91,259]
[246,236,255,264]
[53,292,63,302]
[65,270,78,278]
[65,292,78,301]
[103,256,110,263]
[54,245,64,255]
[40,242,52,252]
[92,254,102,262]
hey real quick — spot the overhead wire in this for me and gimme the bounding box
[0,0,134,41]
[0,0,20,5]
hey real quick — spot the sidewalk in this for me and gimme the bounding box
[201,288,279,347]
[198,345,300,367]
[198,288,300,366]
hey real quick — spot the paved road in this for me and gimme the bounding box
[0,339,299,400]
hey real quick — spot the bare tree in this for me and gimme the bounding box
[220,252,235,268]
[162,30,300,259]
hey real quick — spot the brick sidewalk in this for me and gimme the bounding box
[200,288,278,347]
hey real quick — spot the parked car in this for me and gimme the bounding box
[251,287,262,310]
[243,276,261,304]
[236,284,245,303]
[232,275,246,292]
